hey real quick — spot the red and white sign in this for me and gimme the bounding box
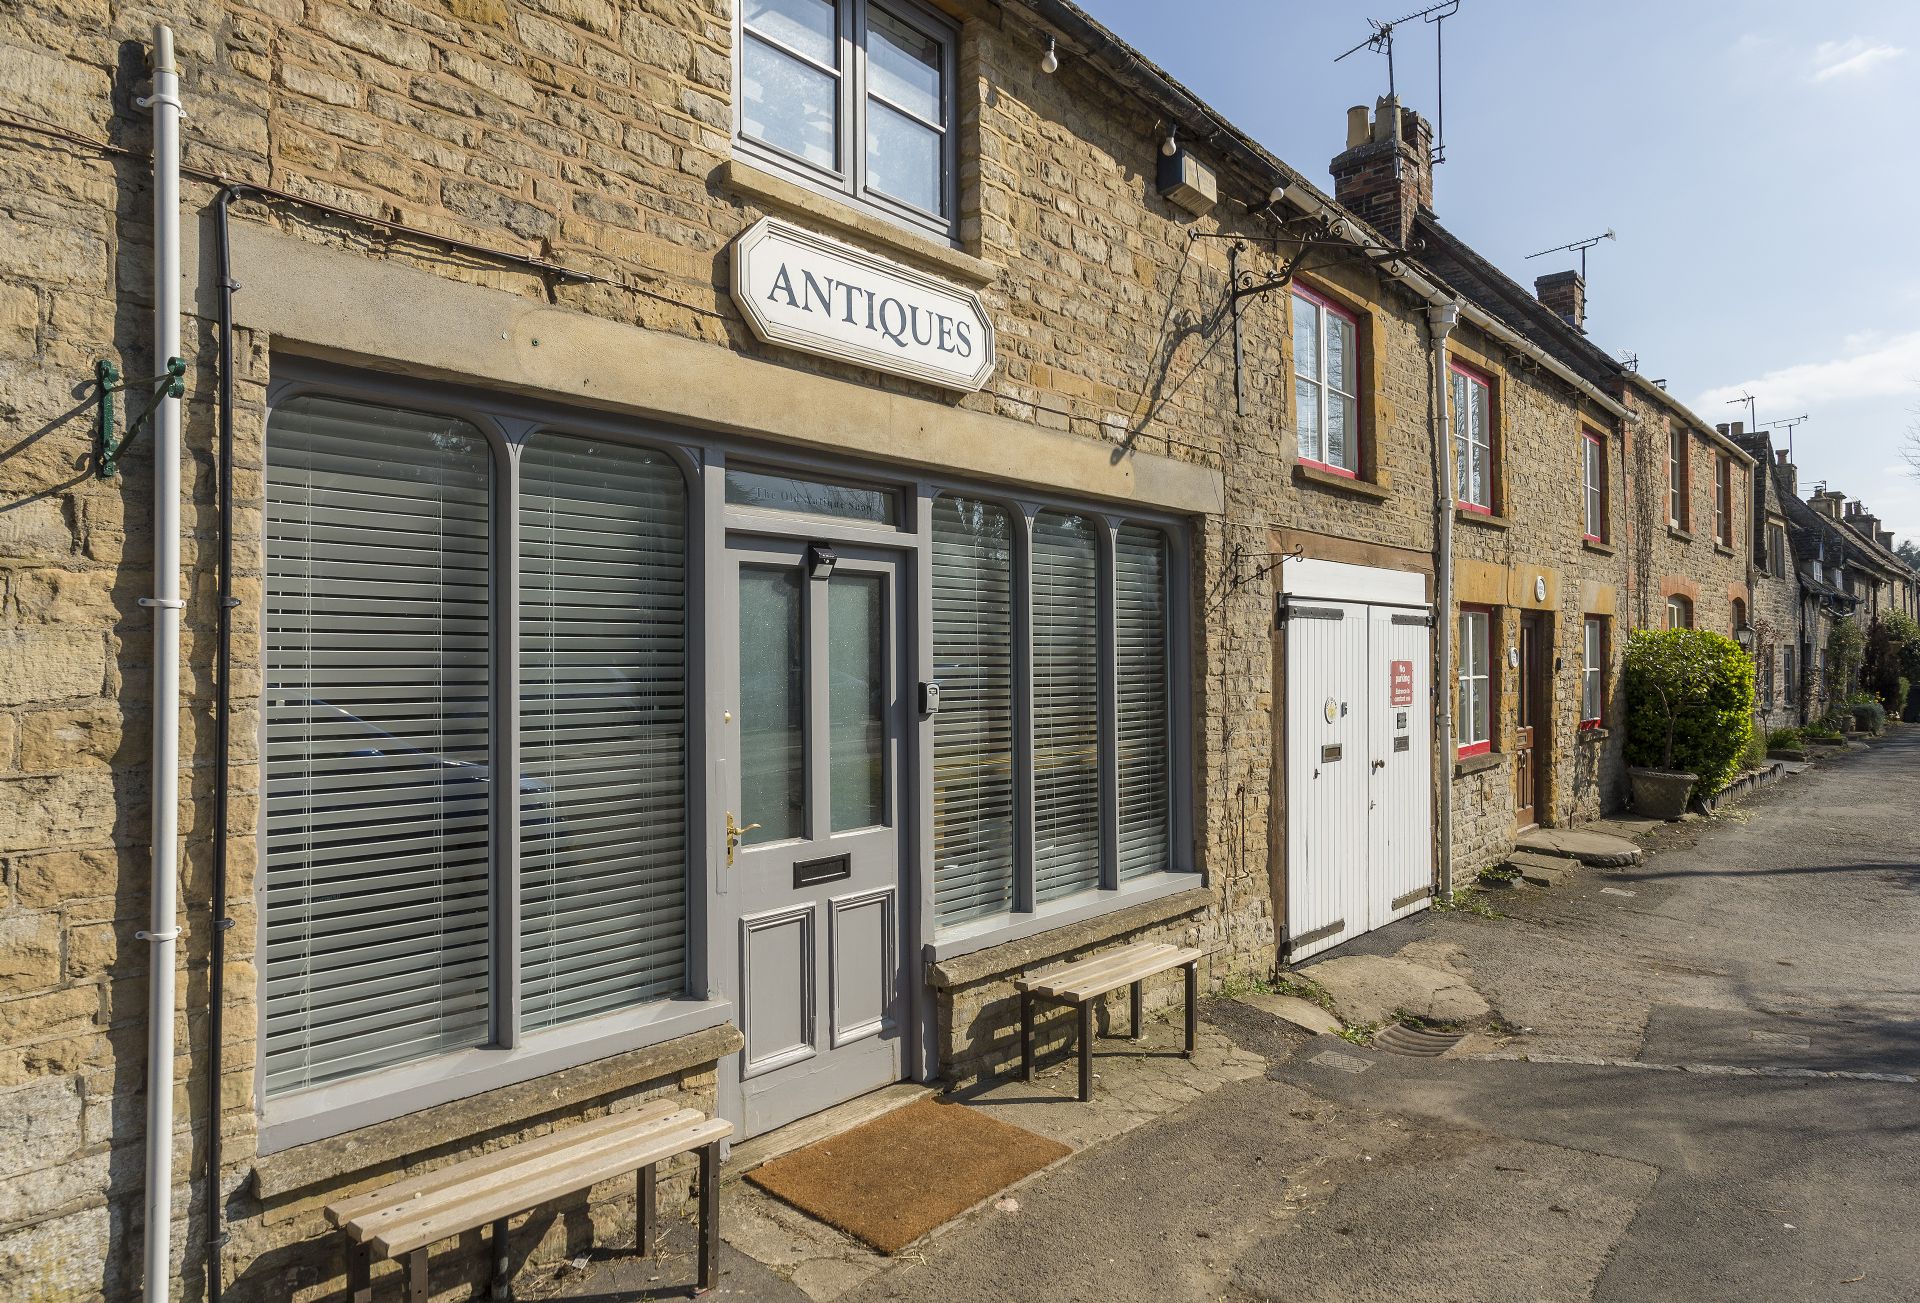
[1389,659,1415,707]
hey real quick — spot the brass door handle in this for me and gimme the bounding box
[725,811,761,867]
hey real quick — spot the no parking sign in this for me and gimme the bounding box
[1389,659,1414,707]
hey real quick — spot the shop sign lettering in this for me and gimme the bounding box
[731,217,996,392]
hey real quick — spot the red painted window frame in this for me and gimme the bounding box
[1713,453,1732,544]
[1457,603,1493,757]
[1667,428,1689,529]
[1581,429,1607,543]
[1292,283,1363,478]
[1580,615,1605,728]
[1449,359,1495,514]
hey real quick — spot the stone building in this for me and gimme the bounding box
[1732,428,1809,732]
[1617,379,1755,639]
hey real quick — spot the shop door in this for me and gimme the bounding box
[1515,614,1547,829]
[1282,597,1434,962]
[724,539,907,1137]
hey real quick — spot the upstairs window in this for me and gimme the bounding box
[1292,287,1360,475]
[737,0,957,235]
[1714,454,1733,545]
[1666,594,1693,629]
[1450,362,1494,512]
[1766,522,1789,578]
[1667,428,1689,529]
[1582,430,1606,542]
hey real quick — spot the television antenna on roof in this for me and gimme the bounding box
[1334,2,1461,164]
[1725,391,1757,432]
[1526,229,1616,279]
[1765,414,1809,463]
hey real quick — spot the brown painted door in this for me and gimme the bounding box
[1515,615,1546,828]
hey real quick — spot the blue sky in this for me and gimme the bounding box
[1085,1,1920,544]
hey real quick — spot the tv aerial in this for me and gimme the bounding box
[1764,414,1809,462]
[1334,2,1461,164]
[1526,229,1616,279]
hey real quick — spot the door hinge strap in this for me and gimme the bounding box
[1277,600,1344,624]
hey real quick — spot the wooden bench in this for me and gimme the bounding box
[325,1100,732,1301]
[1014,942,1205,1101]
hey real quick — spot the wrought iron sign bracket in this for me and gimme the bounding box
[97,355,187,478]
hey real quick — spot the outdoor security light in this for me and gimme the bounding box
[807,543,837,579]
[1041,36,1059,74]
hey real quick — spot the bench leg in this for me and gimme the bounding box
[1019,991,1034,1082]
[405,1247,429,1303]
[697,1140,720,1294]
[1130,980,1143,1041]
[490,1217,511,1301]
[1077,1000,1093,1102]
[1183,962,1198,1059]
[346,1238,372,1303]
[637,1162,656,1258]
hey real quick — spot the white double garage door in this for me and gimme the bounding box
[1278,560,1434,962]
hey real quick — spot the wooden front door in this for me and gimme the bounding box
[1515,614,1548,828]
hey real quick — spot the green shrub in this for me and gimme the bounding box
[1764,727,1803,750]
[1850,700,1886,735]
[1825,618,1865,701]
[1740,725,1767,770]
[1623,628,1756,797]
[1802,724,1843,743]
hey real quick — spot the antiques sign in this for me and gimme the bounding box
[730,217,996,392]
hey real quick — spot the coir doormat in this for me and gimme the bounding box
[745,1096,1070,1254]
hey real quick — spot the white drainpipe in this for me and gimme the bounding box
[139,24,184,1303]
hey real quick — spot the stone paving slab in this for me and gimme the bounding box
[1516,826,1644,866]
[1505,849,1575,887]
[1302,955,1491,1027]
[1240,991,1342,1035]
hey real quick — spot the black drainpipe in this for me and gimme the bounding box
[207,181,249,1303]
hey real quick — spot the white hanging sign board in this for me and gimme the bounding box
[730,217,996,392]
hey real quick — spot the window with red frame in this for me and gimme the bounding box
[1291,287,1360,474]
[1450,362,1493,511]
[1667,428,1688,529]
[1581,616,1605,726]
[1582,431,1606,541]
[1714,454,1732,544]
[1458,606,1492,755]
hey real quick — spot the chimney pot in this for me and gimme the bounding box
[1346,105,1371,149]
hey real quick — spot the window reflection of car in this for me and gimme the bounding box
[272,696,554,828]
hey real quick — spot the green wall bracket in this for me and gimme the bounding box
[97,356,186,478]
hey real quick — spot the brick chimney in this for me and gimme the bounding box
[1774,448,1797,498]
[1811,489,1844,519]
[1879,528,1896,549]
[1328,95,1433,248]
[1534,270,1585,332]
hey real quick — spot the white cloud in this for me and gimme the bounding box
[1810,37,1906,82]
[1696,330,1920,414]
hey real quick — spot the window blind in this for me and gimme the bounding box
[931,496,1015,925]
[263,396,493,1096]
[519,434,688,1030]
[1115,526,1171,880]
[1031,510,1101,903]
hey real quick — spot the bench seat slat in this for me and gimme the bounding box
[1015,943,1178,997]
[1051,947,1202,1002]
[342,1108,706,1242]
[325,1100,682,1229]
[370,1117,733,1257]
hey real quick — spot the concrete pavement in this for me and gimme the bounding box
[554,726,1920,1301]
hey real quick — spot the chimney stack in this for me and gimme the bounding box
[1774,448,1797,498]
[1328,95,1434,248]
[1811,489,1844,520]
[1534,271,1585,332]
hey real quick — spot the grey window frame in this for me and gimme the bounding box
[733,0,961,242]
[925,493,1195,959]
[257,363,726,1152]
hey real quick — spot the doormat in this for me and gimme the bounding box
[745,1096,1070,1254]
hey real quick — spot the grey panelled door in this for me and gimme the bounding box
[727,539,907,1136]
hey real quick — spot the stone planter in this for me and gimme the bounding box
[1629,766,1697,821]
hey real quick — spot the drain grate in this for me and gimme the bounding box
[1374,1023,1466,1057]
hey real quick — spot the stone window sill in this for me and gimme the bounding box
[1454,749,1506,778]
[1714,543,1735,557]
[927,876,1206,975]
[1294,462,1391,501]
[719,158,1000,288]
[1582,537,1616,556]
[1667,524,1694,542]
[1578,725,1610,742]
[1456,507,1511,530]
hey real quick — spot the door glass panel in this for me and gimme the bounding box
[727,465,899,525]
[740,565,805,843]
[829,572,886,831]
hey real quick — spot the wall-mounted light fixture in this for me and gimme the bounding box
[807,542,837,579]
[1160,125,1179,157]
[1040,36,1058,74]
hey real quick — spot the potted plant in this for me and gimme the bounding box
[1628,678,1698,820]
